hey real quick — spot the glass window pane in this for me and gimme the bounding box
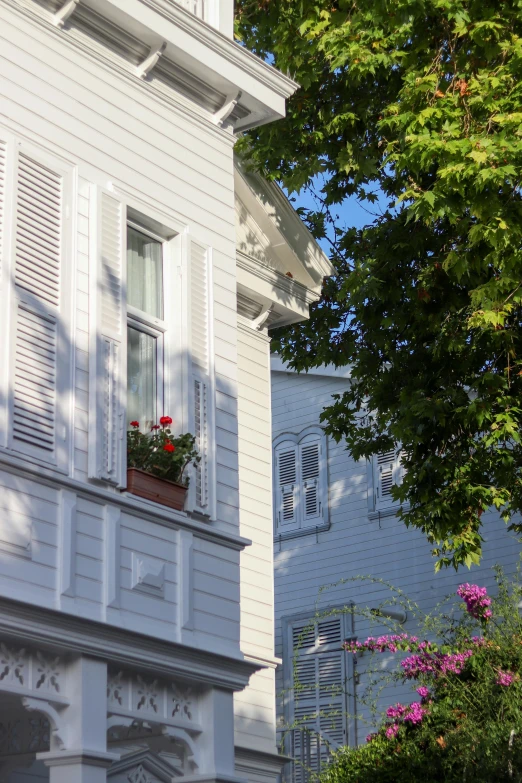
[127,326,157,431]
[127,226,163,319]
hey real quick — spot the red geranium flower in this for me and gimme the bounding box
[163,441,175,453]
[160,416,173,427]
[130,421,140,428]
[151,425,160,431]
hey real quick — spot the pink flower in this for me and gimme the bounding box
[387,703,407,719]
[496,670,514,687]
[417,686,430,699]
[403,702,428,725]
[130,421,140,428]
[457,583,492,621]
[386,724,399,739]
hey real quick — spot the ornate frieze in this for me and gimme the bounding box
[0,644,66,703]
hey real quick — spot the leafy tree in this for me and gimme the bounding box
[236,0,522,569]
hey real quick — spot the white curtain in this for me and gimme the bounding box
[127,226,163,318]
[127,326,157,430]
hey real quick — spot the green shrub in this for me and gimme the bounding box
[321,572,522,783]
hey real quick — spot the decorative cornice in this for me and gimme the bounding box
[0,452,251,552]
[4,0,236,145]
[134,0,298,99]
[0,596,260,691]
[237,252,319,306]
[12,0,296,134]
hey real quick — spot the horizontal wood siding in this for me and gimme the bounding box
[0,470,58,606]
[272,370,522,745]
[235,324,277,754]
[0,1,239,537]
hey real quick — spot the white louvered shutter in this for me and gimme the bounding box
[375,448,404,510]
[291,617,347,770]
[8,151,69,468]
[276,444,299,531]
[88,189,126,486]
[300,439,322,522]
[189,238,215,516]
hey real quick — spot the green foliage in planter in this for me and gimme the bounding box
[127,417,199,486]
[319,571,522,783]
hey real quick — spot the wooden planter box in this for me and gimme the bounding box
[126,468,187,511]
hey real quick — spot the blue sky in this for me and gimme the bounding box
[287,178,390,255]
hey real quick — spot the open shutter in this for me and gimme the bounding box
[189,238,215,516]
[89,189,126,486]
[8,151,70,469]
[375,448,404,510]
[275,444,299,531]
[291,617,347,773]
[0,139,7,447]
[300,439,321,522]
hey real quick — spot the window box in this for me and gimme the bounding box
[126,468,188,511]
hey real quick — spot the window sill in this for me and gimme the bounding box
[368,504,410,521]
[274,521,330,543]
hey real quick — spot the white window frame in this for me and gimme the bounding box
[126,220,168,430]
[273,425,329,540]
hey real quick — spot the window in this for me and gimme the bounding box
[367,448,405,515]
[274,427,328,537]
[126,223,166,432]
[88,188,216,514]
[282,612,356,769]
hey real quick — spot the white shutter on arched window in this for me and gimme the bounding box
[8,150,70,469]
[372,448,405,511]
[88,188,127,486]
[300,439,321,520]
[276,444,299,530]
[188,237,215,517]
[274,428,328,535]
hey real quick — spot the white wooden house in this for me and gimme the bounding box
[0,1,332,780]
[271,361,521,770]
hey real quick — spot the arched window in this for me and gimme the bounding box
[273,426,328,536]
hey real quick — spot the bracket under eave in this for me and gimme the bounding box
[53,0,80,28]
[213,90,241,128]
[136,41,168,79]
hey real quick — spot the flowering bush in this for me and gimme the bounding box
[319,570,522,783]
[127,418,199,485]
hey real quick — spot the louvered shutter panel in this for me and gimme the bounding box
[375,448,404,510]
[292,617,347,768]
[300,440,321,521]
[89,189,126,486]
[276,444,299,530]
[8,152,69,468]
[189,238,215,516]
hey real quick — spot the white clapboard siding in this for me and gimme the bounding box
[189,238,216,516]
[8,148,70,470]
[0,139,6,281]
[88,188,127,487]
